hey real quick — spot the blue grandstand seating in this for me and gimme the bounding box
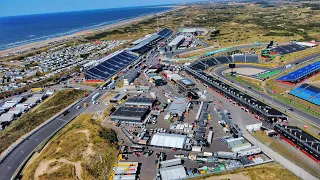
[289,84,320,106]
[272,43,306,55]
[277,61,320,82]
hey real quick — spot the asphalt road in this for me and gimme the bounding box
[0,88,106,180]
[214,53,320,126]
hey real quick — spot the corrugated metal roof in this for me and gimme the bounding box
[168,98,187,116]
[168,35,185,47]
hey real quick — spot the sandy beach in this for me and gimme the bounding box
[0,6,183,57]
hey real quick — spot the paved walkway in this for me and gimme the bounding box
[243,132,318,180]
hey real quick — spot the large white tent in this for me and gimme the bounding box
[160,165,187,180]
[150,133,187,149]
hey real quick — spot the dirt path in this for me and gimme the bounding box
[33,130,95,180]
[76,130,95,157]
[34,159,83,180]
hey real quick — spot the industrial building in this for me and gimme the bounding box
[180,27,208,36]
[110,93,128,103]
[168,98,188,117]
[176,78,196,95]
[168,35,185,49]
[125,98,157,107]
[150,133,187,149]
[130,28,173,54]
[167,74,184,82]
[84,50,138,81]
[110,107,150,124]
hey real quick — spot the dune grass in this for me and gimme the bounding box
[0,89,87,154]
[23,114,119,180]
[194,162,300,180]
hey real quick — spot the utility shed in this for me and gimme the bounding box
[0,113,14,123]
[110,93,127,103]
[110,107,150,122]
[225,137,245,148]
[168,98,187,116]
[150,133,187,149]
[160,158,182,168]
[160,165,187,180]
[125,98,157,107]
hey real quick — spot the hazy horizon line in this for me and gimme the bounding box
[0,3,179,18]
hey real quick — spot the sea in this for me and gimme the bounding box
[0,6,173,51]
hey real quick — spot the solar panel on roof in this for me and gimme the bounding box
[85,51,138,80]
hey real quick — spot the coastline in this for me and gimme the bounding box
[0,6,183,57]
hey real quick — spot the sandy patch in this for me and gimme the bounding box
[77,130,95,157]
[204,173,250,180]
[34,159,83,180]
[224,67,266,76]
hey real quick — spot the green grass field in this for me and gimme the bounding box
[0,89,87,153]
[257,70,281,79]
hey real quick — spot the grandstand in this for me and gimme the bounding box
[277,61,320,84]
[289,84,320,106]
[84,50,138,81]
[130,28,173,54]
[272,43,306,55]
[185,66,287,122]
[185,53,288,123]
[189,55,259,71]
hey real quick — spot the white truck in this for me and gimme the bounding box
[91,92,100,102]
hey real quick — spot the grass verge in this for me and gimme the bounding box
[252,132,320,178]
[193,162,300,180]
[0,89,87,154]
[22,114,119,180]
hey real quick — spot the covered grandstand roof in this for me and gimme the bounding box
[150,133,187,149]
[277,61,320,82]
[185,67,286,118]
[188,55,259,71]
[130,28,173,54]
[85,50,138,81]
[272,43,306,55]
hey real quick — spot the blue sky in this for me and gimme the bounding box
[0,0,198,17]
